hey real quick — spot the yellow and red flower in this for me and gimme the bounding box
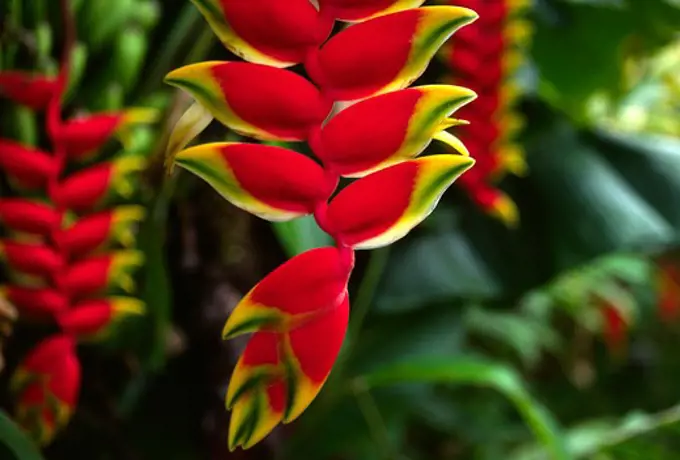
[166,0,478,450]
[10,335,81,445]
[441,0,532,226]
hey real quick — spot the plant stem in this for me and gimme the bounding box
[352,380,401,460]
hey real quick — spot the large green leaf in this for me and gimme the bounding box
[361,358,570,460]
[0,410,43,460]
[271,215,334,258]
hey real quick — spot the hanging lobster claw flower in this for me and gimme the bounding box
[325,155,474,249]
[305,6,478,101]
[318,0,426,22]
[224,246,353,449]
[228,298,349,450]
[175,143,337,221]
[0,139,55,190]
[0,240,63,278]
[52,157,146,212]
[58,297,145,340]
[223,246,353,339]
[0,286,68,319]
[309,85,475,177]
[0,71,58,110]
[165,61,332,142]
[59,251,144,299]
[11,335,81,446]
[57,108,158,160]
[55,205,146,257]
[191,0,332,68]
[0,199,60,236]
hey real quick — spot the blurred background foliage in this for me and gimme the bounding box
[1,0,680,459]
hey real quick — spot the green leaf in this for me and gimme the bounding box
[271,215,334,258]
[361,358,570,460]
[0,410,44,460]
[375,229,502,313]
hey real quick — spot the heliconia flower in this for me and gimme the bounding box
[165,61,332,141]
[0,71,58,110]
[52,157,146,212]
[309,85,475,177]
[191,0,332,68]
[223,246,353,339]
[11,335,81,445]
[175,143,337,221]
[55,205,146,257]
[58,297,145,340]
[0,199,60,236]
[58,250,144,299]
[0,240,63,278]
[657,261,680,323]
[0,139,55,190]
[305,6,478,102]
[325,155,474,249]
[0,286,68,319]
[56,108,158,160]
[318,0,426,22]
[227,298,349,450]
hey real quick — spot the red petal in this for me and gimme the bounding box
[58,300,113,337]
[215,0,331,65]
[1,240,63,277]
[0,139,55,190]
[55,211,114,257]
[0,72,57,110]
[4,286,68,319]
[57,114,123,159]
[0,199,60,235]
[52,163,113,212]
[59,255,112,298]
[211,62,331,140]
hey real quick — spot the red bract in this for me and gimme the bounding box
[306,7,477,101]
[166,0,478,450]
[11,335,81,445]
[0,286,68,320]
[58,297,144,339]
[166,61,332,141]
[57,109,157,159]
[0,139,55,190]
[59,251,144,299]
[0,199,60,236]
[192,0,332,67]
[0,241,63,278]
[175,143,337,221]
[224,247,352,449]
[310,85,475,177]
[0,71,58,110]
[55,206,146,257]
[53,158,146,212]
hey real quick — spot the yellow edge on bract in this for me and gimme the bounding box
[226,358,279,409]
[175,142,306,222]
[111,296,145,316]
[190,0,294,68]
[228,389,283,451]
[165,62,275,141]
[346,0,426,22]
[487,191,520,228]
[280,334,327,424]
[353,155,475,250]
[222,295,282,339]
[109,250,144,293]
[380,6,478,96]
